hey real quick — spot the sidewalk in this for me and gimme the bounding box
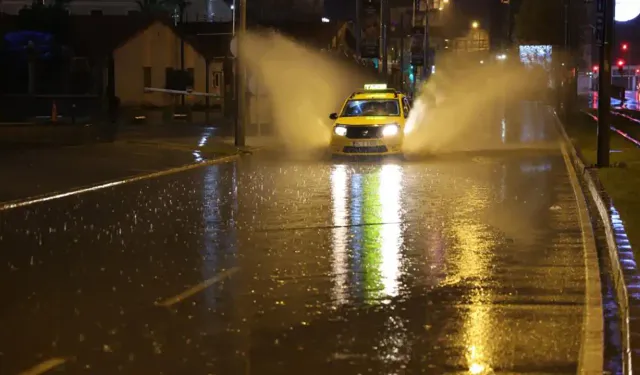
[0,127,243,204]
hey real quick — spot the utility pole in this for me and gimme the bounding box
[235,0,246,147]
[356,0,361,57]
[381,0,388,80]
[179,3,186,108]
[563,0,571,120]
[422,0,430,81]
[596,0,613,167]
[399,12,405,91]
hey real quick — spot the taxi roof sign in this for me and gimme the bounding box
[364,83,387,90]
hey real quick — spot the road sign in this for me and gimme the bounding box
[595,0,605,46]
[595,14,604,45]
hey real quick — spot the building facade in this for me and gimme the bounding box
[111,20,225,107]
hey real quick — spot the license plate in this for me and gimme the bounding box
[353,141,377,147]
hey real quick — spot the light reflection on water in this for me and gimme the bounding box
[202,165,220,312]
[379,164,403,298]
[452,186,495,374]
[330,164,404,304]
[330,164,349,305]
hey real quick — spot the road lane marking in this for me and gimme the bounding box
[19,357,68,375]
[559,142,604,375]
[0,154,239,211]
[155,267,239,307]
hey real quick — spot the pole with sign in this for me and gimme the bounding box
[235,0,247,147]
[596,0,613,167]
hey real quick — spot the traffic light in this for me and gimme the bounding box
[617,59,625,74]
[593,65,599,73]
[622,43,629,51]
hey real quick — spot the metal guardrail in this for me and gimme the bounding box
[582,110,640,148]
[557,109,636,375]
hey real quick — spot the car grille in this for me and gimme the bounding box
[345,126,382,139]
[343,146,388,153]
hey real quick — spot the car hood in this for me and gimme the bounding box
[335,116,403,126]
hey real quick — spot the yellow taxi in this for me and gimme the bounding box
[329,84,411,156]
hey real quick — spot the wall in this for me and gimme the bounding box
[114,21,224,108]
[451,29,490,53]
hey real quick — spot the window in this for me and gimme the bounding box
[340,99,400,117]
[90,9,102,16]
[212,71,222,88]
[143,67,151,88]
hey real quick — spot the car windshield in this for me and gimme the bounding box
[340,99,400,117]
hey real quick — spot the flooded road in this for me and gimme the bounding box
[0,103,587,374]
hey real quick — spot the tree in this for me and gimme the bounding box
[17,0,72,42]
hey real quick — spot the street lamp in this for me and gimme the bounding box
[471,21,480,51]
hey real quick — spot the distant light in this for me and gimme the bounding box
[471,21,479,29]
[480,60,484,64]
[230,4,234,9]
[616,0,640,22]
[496,53,506,60]
[321,17,330,23]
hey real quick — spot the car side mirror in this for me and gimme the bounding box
[329,113,338,120]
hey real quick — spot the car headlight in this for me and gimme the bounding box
[334,125,347,136]
[382,124,399,137]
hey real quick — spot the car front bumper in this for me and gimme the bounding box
[330,136,403,156]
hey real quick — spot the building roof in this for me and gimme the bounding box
[67,15,229,60]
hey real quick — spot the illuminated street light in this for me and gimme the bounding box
[480,60,484,64]
[321,17,330,23]
[471,21,479,29]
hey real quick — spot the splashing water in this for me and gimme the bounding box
[239,31,376,157]
[403,55,535,156]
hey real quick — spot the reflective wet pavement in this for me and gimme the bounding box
[0,103,588,374]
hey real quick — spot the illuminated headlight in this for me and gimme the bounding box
[334,125,347,136]
[382,124,399,137]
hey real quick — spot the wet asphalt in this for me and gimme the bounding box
[0,102,587,374]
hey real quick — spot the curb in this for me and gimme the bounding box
[552,107,634,374]
[0,154,241,212]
